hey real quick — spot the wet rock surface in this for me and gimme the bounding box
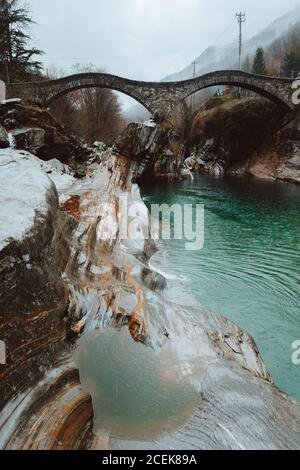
[0,150,66,315]
[11,127,46,151]
[113,98,300,185]
[187,98,300,185]
[0,125,9,148]
[0,358,94,450]
[0,102,90,169]
[276,140,300,184]
[0,107,95,448]
[0,149,83,448]
[114,120,185,182]
[0,106,300,450]
[62,152,300,450]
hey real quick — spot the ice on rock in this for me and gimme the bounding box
[0,149,56,252]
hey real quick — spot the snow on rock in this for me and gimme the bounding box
[0,98,22,105]
[0,148,75,320]
[92,141,107,151]
[143,119,156,128]
[7,132,16,149]
[39,158,76,193]
[0,148,77,196]
[44,159,74,175]
[0,149,57,252]
[11,127,46,151]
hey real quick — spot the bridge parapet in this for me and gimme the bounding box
[7,70,296,119]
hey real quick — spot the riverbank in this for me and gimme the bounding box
[117,96,300,185]
[186,96,300,184]
[0,102,300,449]
[143,174,300,400]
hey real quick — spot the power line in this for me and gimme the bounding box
[191,60,198,110]
[42,24,237,63]
[44,48,205,62]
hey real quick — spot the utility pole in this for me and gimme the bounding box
[191,60,197,110]
[235,12,246,98]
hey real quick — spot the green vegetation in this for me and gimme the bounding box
[249,21,300,76]
[0,0,43,83]
[189,96,285,163]
[252,47,267,75]
[282,52,300,78]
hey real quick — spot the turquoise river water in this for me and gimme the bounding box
[143,175,300,400]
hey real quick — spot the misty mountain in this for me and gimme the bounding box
[125,5,300,120]
[162,5,300,82]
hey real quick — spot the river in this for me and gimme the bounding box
[142,174,300,400]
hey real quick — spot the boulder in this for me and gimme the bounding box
[277,165,300,184]
[184,156,197,170]
[92,141,107,152]
[114,122,156,158]
[0,148,68,316]
[114,120,185,181]
[0,148,76,418]
[276,144,300,184]
[288,155,300,169]
[0,103,90,166]
[0,126,9,149]
[11,127,46,152]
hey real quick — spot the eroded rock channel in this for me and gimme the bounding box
[0,102,300,450]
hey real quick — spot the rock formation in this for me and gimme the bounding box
[0,149,93,449]
[114,119,185,182]
[0,125,9,148]
[0,103,300,450]
[187,96,300,184]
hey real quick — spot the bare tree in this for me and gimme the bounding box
[49,63,125,145]
[266,21,300,76]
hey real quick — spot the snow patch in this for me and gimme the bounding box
[8,132,16,149]
[0,149,55,252]
[0,98,22,105]
[144,119,156,128]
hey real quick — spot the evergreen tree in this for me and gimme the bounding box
[252,47,267,75]
[0,0,43,83]
[282,52,300,78]
[242,55,252,73]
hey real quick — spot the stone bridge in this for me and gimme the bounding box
[7,70,296,119]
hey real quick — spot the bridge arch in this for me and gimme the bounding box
[7,70,295,118]
[175,71,294,112]
[12,73,157,114]
[42,73,153,113]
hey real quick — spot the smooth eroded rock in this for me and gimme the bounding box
[0,149,57,252]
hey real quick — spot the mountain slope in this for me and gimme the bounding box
[124,6,300,120]
[162,5,300,82]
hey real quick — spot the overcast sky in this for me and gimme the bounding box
[28,0,300,110]
[30,0,300,81]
